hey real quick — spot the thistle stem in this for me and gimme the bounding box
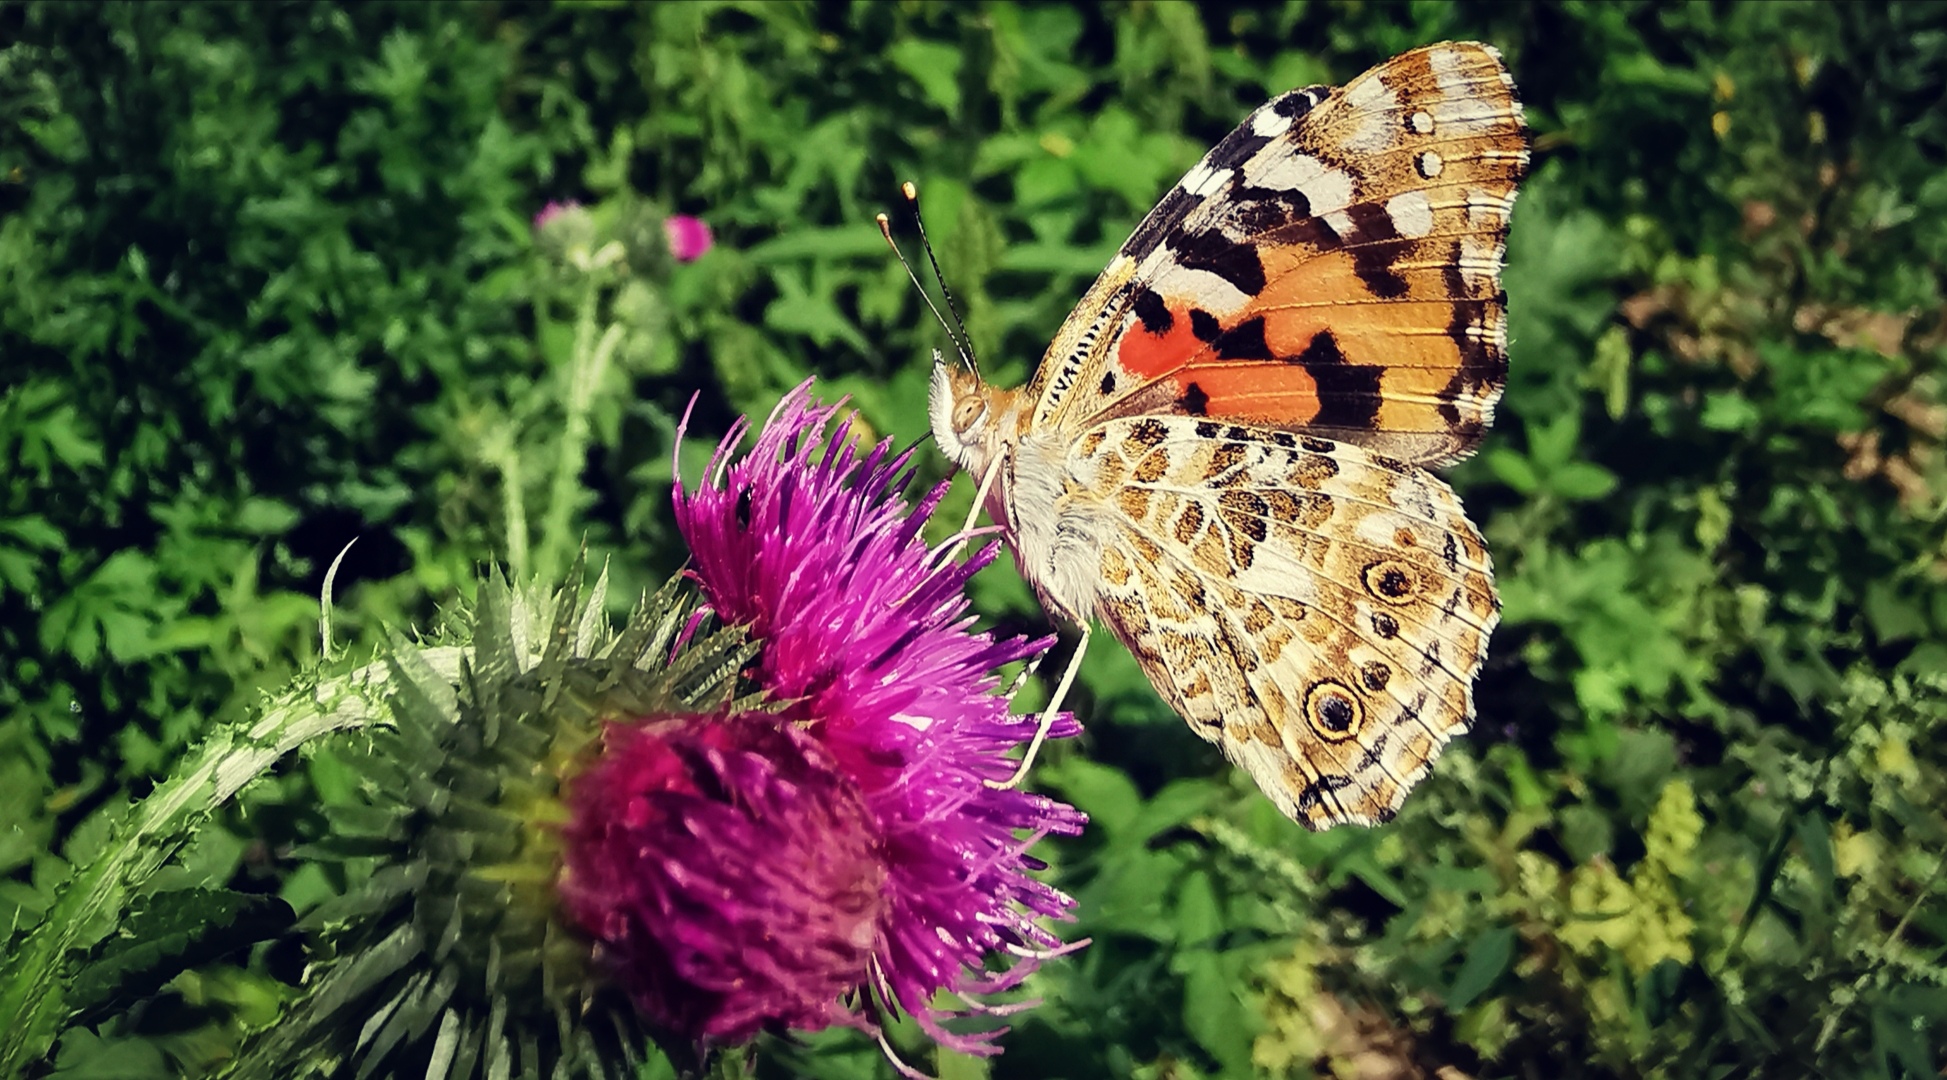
[535,283,626,578]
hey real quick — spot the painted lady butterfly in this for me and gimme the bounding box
[926,42,1528,829]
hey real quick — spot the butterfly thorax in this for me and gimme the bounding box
[929,359,1111,623]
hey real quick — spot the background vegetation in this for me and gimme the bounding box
[4,1,1946,1076]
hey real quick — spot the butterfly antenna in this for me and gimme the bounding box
[902,181,980,377]
[876,208,977,375]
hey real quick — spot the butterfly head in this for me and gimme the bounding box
[928,351,1013,477]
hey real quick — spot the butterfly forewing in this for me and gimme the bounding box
[1027,42,1529,470]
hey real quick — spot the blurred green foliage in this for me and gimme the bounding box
[4,1,1946,1077]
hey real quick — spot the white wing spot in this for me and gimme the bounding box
[1458,233,1503,289]
[1179,161,1231,198]
[1428,45,1466,91]
[1464,188,1512,229]
[1251,154,1354,215]
[1346,73,1399,111]
[1415,150,1444,179]
[1386,190,1435,239]
[1158,265,1252,317]
[1431,94,1502,135]
[1408,110,1436,135]
[1252,108,1295,138]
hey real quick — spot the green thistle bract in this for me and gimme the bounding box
[233,565,757,1080]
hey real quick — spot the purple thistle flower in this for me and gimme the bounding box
[663,214,714,262]
[558,714,885,1043]
[667,382,1087,1056]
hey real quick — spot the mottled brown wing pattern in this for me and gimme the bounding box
[1026,41,1529,469]
[1071,415,1499,828]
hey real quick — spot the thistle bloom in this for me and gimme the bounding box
[627,383,1088,1056]
[558,714,886,1043]
[662,214,713,262]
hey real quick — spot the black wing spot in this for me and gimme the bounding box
[1292,329,1345,366]
[1215,316,1274,360]
[1345,203,1409,299]
[1100,371,1118,396]
[1290,330,1383,431]
[1201,128,1272,173]
[1372,612,1400,639]
[1180,382,1210,416]
[1218,491,1270,542]
[1363,560,1417,602]
[1305,680,1365,743]
[1189,308,1222,343]
[1172,229,1267,298]
[1231,185,1312,234]
[1360,661,1393,692]
[1133,288,1173,335]
[1274,86,1327,119]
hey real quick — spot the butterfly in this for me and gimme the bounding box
[923,41,1528,829]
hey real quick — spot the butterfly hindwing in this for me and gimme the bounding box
[1073,415,1499,828]
[1027,42,1529,469]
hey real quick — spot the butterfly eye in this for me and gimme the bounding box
[951,397,986,434]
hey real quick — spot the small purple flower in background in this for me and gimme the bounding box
[657,383,1086,1059]
[534,199,583,231]
[662,214,714,262]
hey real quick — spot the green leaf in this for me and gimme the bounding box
[234,497,300,535]
[1446,926,1516,1012]
[1173,869,1223,949]
[1485,448,1540,494]
[1550,461,1620,501]
[1044,757,1142,837]
[887,39,963,115]
[1700,392,1761,431]
[1558,803,1616,863]
[0,515,63,549]
[1863,580,1928,643]
[1179,951,1252,1076]
[68,888,294,1019]
[45,1029,168,1080]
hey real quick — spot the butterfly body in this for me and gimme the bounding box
[930,42,1528,828]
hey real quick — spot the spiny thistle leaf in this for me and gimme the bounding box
[67,888,295,1024]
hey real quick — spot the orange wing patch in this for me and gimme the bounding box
[1030,42,1528,469]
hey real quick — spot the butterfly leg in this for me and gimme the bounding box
[988,622,1090,790]
[925,452,1008,572]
